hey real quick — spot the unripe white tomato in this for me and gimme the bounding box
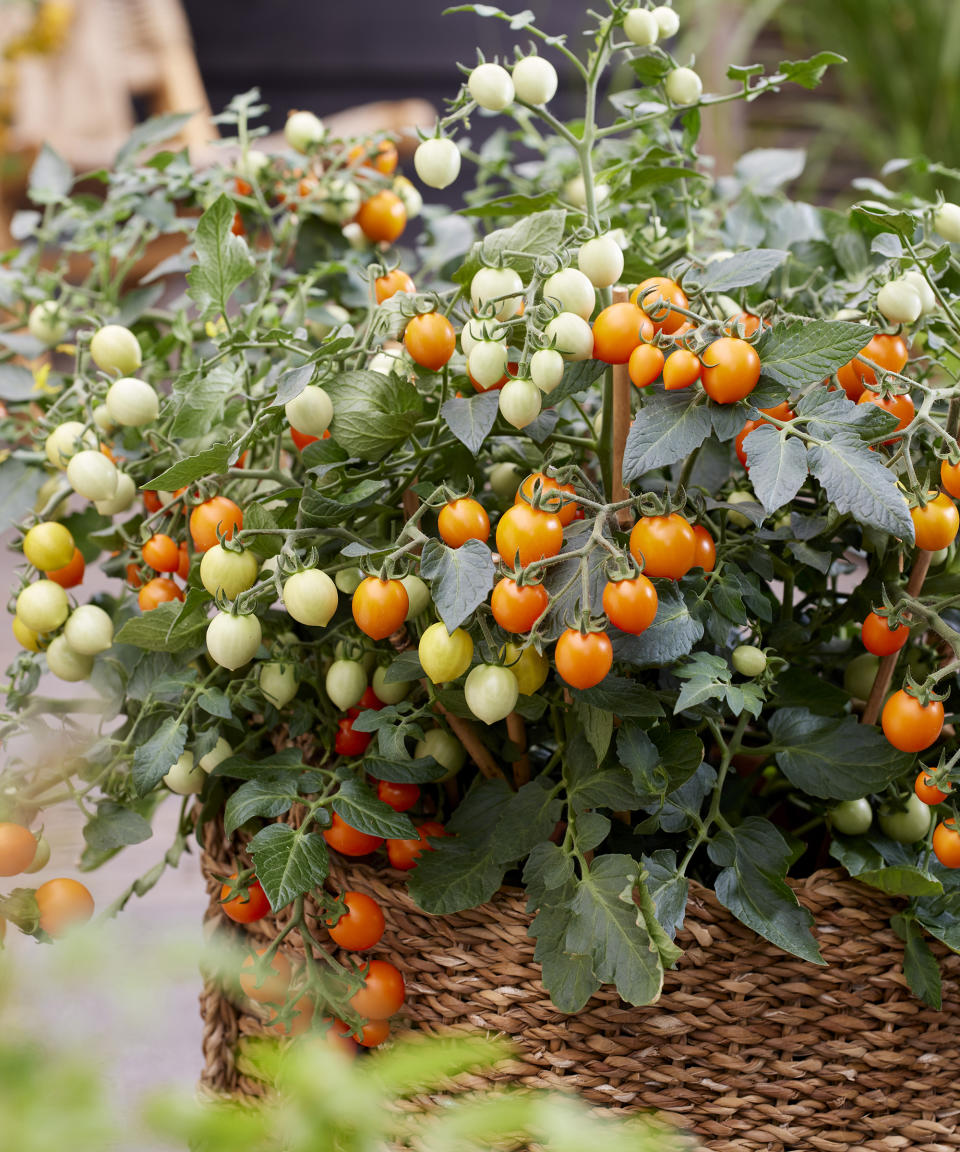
[200,544,259,600]
[902,270,937,315]
[282,569,338,626]
[285,384,333,437]
[105,376,160,427]
[665,67,703,105]
[260,662,298,708]
[877,279,922,325]
[468,341,509,389]
[392,175,423,219]
[309,302,350,340]
[199,737,233,774]
[652,5,680,36]
[530,347,565,393]
[415,727,466,780]
[624,8,659,45]
[935,202,960,243]
[512,55,558,105]
[731,644,767,678]
[163,751,205,796]
[414,138,461,189]
[16,580,68,633]
[544,311,595,361]
[577,235,624,288]
[499,378,542,429]
[45,635,94,682]
[400,574,430,619]
[464,664,519,725]
[284,110,325,152]
[90,324,142,375]
[325,659,367,710]
[488,461,524,500]
[369,349,404,376]
[28,301,68,345]
[468,62,514,112]
[470,266,524,320]
[237,149,269,181]
[726,490,757,528]
[64,604,114,655]
[542,267,596,320]
[206,611,262,670]
[341,222,368,250]
[460,317,499,357]
[563,175,609,208]
[371,662,412,704]
[335,566,365,594]
[67,451,118,502]
[315,178,362,225]
[44,421,96,468]
[92,404,115,434]
[95,471,136,516]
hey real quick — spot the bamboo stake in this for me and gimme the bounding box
[432,697,509,785]
[611,285,632,527]
[506,711,530,786]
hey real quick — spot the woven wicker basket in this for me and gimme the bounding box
[198,813,960,1152]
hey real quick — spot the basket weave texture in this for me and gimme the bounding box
[198,813,960,1152]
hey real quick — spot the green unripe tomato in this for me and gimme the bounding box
[28,301,68,345]
[16,579,69,633]
[726,490,757,528]
[879,793,932,843]
[200,545,259,600]
[371,663,412,705]
[335,567,365,595]
[414,727,466,781]
[45,635,94,682]
[90,324,142,375]
[259,662,298,709]
[464,664,519,725]
[284,110,325,152]
[163,751,205,796]
[333,641,377,676]
[401,574,431,620]
[844,652,880,700]
[829,798,873,836]
[488,462,524,501]
[325,659,367,711]
[64,604,114,655]
[731,644,766,677]
[199,737,233,774]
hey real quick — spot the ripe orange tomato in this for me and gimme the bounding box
[630,277,688,335]
[349,959,405,1018]
[438,497,490,547]
[495,504,564,568]
[143,490,163,514]
[700,338,762,404]
[734,405,795,469]
[356,1017,391,1047]
[348,138,398,175]
[352,576,409,640]
[375,268,415,304]
[857,388,914,438]
[0,823,38,875]
[836,333,909,401]
[861,611,909,657]
[189,496,243,553]
[554,628,613,689]
[591,302,651,364]
[404,312,456,370]
[940,459,960,499]
[239,948,293,1003]
[629,513,696,579]
[35,877,94,937]
[356,191,406,244]
[177,542,190,581]
[933,818,960,867]
[881,690,944,753]
[325,890,385,950]
[911,492,960,551]
[268,994,315,1037]
[45,547,85,589]
[662,348,701,391]
[376,779,420,813]
[138,576,184,611]
[602,574,658,635]
[726,312,766,337]
[516,472,576,526]
[323,812,384,857]
[387,823,441,871]
[220,874,271,923]
[691,524,716,571]
[231,211,245,236]
[291,427,332,452]
[915,770,950,806]
[126,562,143,589]
[142,533,180,573]
[628,343,665,389]
[491,577,549,632]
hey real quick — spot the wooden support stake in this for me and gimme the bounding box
[506,711,530,787]
[862,549,934,727]
[611,285,633,527]
[432,697,509,785]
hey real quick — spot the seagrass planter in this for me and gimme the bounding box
[197,811,960,1152]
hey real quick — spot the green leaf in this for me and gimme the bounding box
[570,675,663,719]
[573,699,614,763]
[132,718,187,794]
[186,194,256,316]
[806,432,914,540]
[524,841,574,900]
[114,600,207,654]
[893,915,942,1009]
[529,879,600,1012]
[300,479,386,527]
[361,755,446,783]
[419,539,495,632]
[331,777,416,839]
[224,773,300,835]
[770,708,912,799]
[565,732,638,813]
[441,392,500,455]
[210,749,305,779]
[324,370,423,462]
[756,320,876,389]
[673,651,732,714]
[144,446,232,492]
[248,823,329,911]
[0,363,38,401]
[614,585,703,667]
[457,209,567,285]
[0,458,44,534]
[708,817,823,964]
[28,144,71,203]
[492,779,564,864]
[778,52,846,90]
[115,111,194,166]
[82,803,153,853]
[622,390,713,482]
[169,365,241,438]
[829,836,943,898]
[548,359,607,405]
[743,425,807,514]
[641,850,688,940]
[698,249,788,292]
[617,723,704,804]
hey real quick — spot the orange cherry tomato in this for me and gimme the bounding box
[629,513,696,579]
[126,562,143,589]
[911,492,960,551]
[35,877,94,937]
[349,959,405,1018]
[881,690,944,753]
[915,770,950,807]
[352,576,409,640]
[348,138,398,176]
[491,577,549,633]
[495,503,564,568]
[137,576,184,611]
[176,542,190,581]
[515,472,576,527]
[630,277,688,335]
[403,312,456,370]
[267,994,314,1037]
[143,490,162,514]
[323,812,384,857]
[554,628,613,689]
[940,459,960,500]
[356,1017,391,1047]
[726,312,766,337]
[591,302,651,364]
[438,497,490,547]
[628,343,665,389]
[861,611,909,657]
[142,533,180,573]
[231,211,245,236]
[0,823,38,875]
[857,388,915,439]
[356,191,406,244]
[662,348,701,391]
[189,496,243,553]
[933,818,960,867]
[375,268,415,304]
[376,779,420,813]
[325,890,385,950]
[220,874,271,923]
[836,333,909,401]
[735,404,795,469]
[45,547,85,588]
[602,574,658,635]
[700,337,762,404]
[386,821,444,871]
[691,525,716,572]
[239,948,293,1003]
